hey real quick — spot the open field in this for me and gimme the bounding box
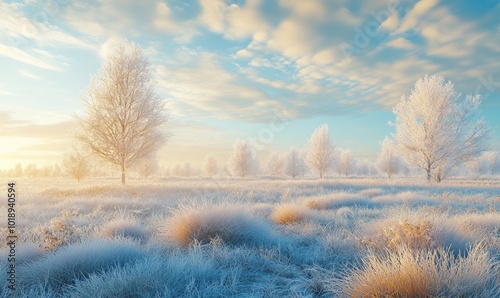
[1,177,499,297]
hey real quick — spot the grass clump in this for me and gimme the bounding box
[161,202,277,248]
[333,245,499,297]
[271,203,312,224]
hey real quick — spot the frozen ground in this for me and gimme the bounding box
[1,177,499,297]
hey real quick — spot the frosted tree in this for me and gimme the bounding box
[376,137,401,179]
[76,41,168,184]
[203,154,218,177]
[306,124,335,178]
[24,164,38,178]
[335,148,354,177]
[482,151,500,175]
[393,75,490,182]
[284,147,307,179]
[228,140,257,177]
[52,163,62,178]
[135,154,158,178]
[267,152,285,176]
[14,163,23,178]
[63,151,90,182]
[172,163,182,177]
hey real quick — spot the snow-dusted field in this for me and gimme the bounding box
[1,177,499,297]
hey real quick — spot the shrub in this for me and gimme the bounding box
[33,210,81,252]
[271,203,312,224]
[332,245,499,298]
[359,215,436,252]
[160,202,277,248]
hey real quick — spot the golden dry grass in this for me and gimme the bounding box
[338,245,498,298]
[162,212,202,247]
[271,203,310,224]
[360,218,435,252]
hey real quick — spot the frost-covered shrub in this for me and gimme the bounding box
[360,218,435,251]
[332,245,499,298]
[271,203,313,224]
[359,210,489,254]
[33,210,81,251]
[160,202,277,248]
[19,239,143,290]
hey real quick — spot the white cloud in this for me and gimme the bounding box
[387,37,414,49]
[379,11,399,31]
[396,0,440,33]
[157,51,287,122]
[278,0,326,19]
[311,48,338,64]
[267,18,319,59]
[0,43,62,71]
[199,0,226,32]
[198,0,269,39]
[18,69,41,80]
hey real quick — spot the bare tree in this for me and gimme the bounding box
[376,137,401,179]
[76,41,168,184]
[284,147,307,179]
[203,154,218,177]
[482,151,500,175]
[228,140,257,177]
[267,151,285,176]
[393,75,490,182]
[335,148,354,177]
[306,124,335,178]
[135,154,158,178]
[14,163,23,178]
[24,164,38,178]
[52,163,62,178]
[63,151,90,182]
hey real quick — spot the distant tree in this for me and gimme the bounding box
[267,152,285,176]
[172,163,182,177]
[135,154,158,178]
[284,147,307,179]
[24,164,38,178]
[336,148,354,177]
[482,151,500,175]
[63,152,90,182]
[162,166,171,177]
[14,163,23,178]
[76,41,169,184]
[52,163,62,178]
[376,137,401,179]
[393,75,490,182]
[306,124,335,178]
[182,162,194,177]
[228,140,257,177]
[203,154,218,177]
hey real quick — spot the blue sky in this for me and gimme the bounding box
[0,0,499,169]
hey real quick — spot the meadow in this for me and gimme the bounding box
[1,177,499,297]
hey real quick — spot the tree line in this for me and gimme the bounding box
[4,43,498,182]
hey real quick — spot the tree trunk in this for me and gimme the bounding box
[121,171,125,184]
[426,168,431,182]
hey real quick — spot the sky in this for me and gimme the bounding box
[0,0,499,170]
